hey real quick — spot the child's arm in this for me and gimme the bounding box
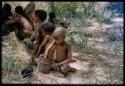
[36,35,49,57]
[32,28,42,57]
[5,18,19,24]
[43,39,55,59]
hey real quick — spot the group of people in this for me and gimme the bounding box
[2,2,76,76]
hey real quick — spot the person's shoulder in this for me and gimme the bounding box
[44,35,50,40]
[20,15,25,20]
[64,42,70,47]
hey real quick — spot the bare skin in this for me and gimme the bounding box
[24,2,36,28]
[31,22,44,63]
[31,22,55,64]
[5,12,33,38]
[36,32,55,64]
[52,42,75,66]
[36,34,53,57]
[40,27,76,74]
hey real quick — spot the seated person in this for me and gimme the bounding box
[48,12,56,26]
[38,27,76,75]
[31,22,55,64]
[2,3,12,20]
[48,11,70,29]
[2,3,13,36]
[23,10,47,49]
[5,6,33,39]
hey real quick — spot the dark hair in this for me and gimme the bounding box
[3,4,12,16]
[41,22,55,33]
[3,4,11,12]
[49,12,56,19]
[2,8,9,23]
[15,6,24,16]
[35,10,47,22]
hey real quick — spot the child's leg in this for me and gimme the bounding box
[30,53,43,65]
[30,48,42,65]
[23,31,35,49]
[24,29,33,38]
[30,31,35,42]
[38,55,52,74]
[60,64,76,75]
[38,63,51,74]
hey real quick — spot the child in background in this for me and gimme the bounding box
[31,22,55,65]
[5,6,33,38]
[23,10,47,49]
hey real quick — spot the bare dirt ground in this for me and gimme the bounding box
[2,17,123,84]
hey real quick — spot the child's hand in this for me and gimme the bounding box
[51,63,60,71]
[39,54,44,57]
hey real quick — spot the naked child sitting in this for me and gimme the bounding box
[38,27,76,75]
[31,22,55,65]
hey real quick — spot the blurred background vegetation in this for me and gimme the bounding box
[2,2,123,25]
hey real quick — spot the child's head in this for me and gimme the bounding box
[48,12,56,24]
[3,3,12,17]
[3,3,11,13]
[15,6,24,16]
[52,27,66,44]
[49,12,56,19]
[35,10,47,22]
[41,22,55,36]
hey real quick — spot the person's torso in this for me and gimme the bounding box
[41,36,55,64]
[54,43,68,63]
[19,16,32,30]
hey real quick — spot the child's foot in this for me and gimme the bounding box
[62,68,76,77]
[69,67,77,72]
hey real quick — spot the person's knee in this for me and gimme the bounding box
[61,64,70,74]
[30,31,35,42]
[38,63,50,74]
